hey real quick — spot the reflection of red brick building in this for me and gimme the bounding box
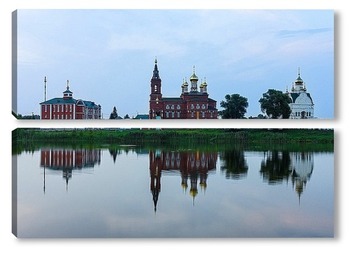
[40,148,101,190]
[149,150,217,211]
[40,148,101,170]
[149,59,218,119]
[40,80,101,120]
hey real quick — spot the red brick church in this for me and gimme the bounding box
[149,59,218,119]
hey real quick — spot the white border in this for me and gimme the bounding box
[1,0,348,254]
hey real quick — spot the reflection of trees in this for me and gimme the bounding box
[109,146,149,163]
[260,151,292,184]
[220,150,248,179]
[109,148,122,163]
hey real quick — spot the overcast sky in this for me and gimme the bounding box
[16,9,334,119]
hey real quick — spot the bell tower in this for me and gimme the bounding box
[150,58,162,95]
[149,58,163,119]
[63,80,73,99]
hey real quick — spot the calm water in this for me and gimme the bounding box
[14,146,334,238]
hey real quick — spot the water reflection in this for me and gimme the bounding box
[16,146,332,237]
[149,150,217,211]
[290,152,314,199]
[220,149,248,179]
[38,147,316,202]
[260,151,293,184]
[40,148,101,189]
[260,151,314,197]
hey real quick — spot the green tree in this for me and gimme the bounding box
[219,94,249,119]
[259,89,292,119]
[109,106,118,119]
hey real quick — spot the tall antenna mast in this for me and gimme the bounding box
[44,76,47,101]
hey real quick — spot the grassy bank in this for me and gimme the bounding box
[13,128,334,148]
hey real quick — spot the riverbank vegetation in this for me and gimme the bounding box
[12,128,334,154]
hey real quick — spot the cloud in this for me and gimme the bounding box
[107,33,187,57]
[277,28,332,38]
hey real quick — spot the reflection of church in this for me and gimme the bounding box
[260,151,314,200]
[290,152,314,200]
[40,148,101,190]
[149,150,217,211]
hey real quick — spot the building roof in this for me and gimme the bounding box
[40,97,100,108]
[83,100,100,108]
[63,88,73,94]
[40,97,76,105]
[289,92,314,104]
[134,114,149,119]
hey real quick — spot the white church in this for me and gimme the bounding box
[287,69,315,119]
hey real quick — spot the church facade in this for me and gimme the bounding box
[40,81,101,120]
[149,59,218,119]
[287,69,315,119]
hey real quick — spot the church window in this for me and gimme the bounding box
[202,104,206,109]
[171,105,174,110]
[177,105,181,110]
[196,104,200,109]
[177,111,180,118]
[191,104,194,109]
[166,105,170,110]
[202,111,205,118]
[171,111,175,118]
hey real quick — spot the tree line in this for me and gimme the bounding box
[219,89,292,119]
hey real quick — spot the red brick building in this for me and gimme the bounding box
[149,59,218,119]
[40,81,101,120]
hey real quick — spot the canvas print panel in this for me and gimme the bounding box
[13,10,334,120]
[12,128,334,237]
